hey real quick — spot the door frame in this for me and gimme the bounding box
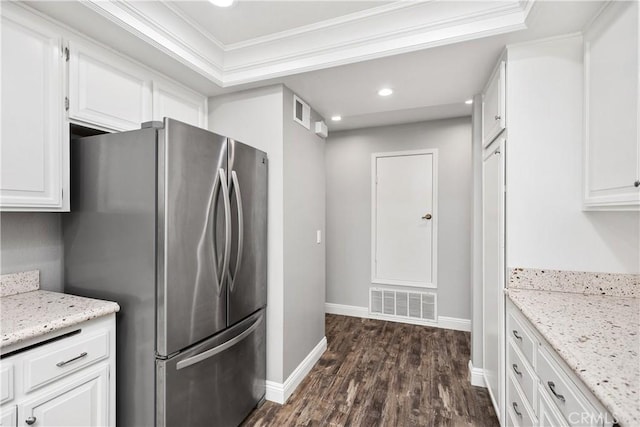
[371,149,438,288]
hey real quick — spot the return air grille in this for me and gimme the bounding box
[369,287,437,322]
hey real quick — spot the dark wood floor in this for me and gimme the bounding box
[243,314,498,426]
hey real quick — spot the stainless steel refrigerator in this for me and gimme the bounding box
[63,118,267,427]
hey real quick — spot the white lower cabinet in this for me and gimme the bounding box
[506,302,613,427]
[18,366,108,427]
[0,315,115,427]
[539,385,569,427]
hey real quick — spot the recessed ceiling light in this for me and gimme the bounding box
[331,115,342,121]
[378,88,393,97]
[465,99,473,105]
[209,0,235,7]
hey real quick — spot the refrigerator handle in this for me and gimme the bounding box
[175,313,263,370]
[228,170,244,292]
[218,168,232,297]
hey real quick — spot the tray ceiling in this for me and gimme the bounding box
[167,1,393,46]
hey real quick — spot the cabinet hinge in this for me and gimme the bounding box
[65,97,69,111]
[64,46,69,62]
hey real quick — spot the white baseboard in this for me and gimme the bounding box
[437,316,472,332]
[324,302,369,318]
[468,360,486,388]
[265,336,327,404]
[325,302,471,332]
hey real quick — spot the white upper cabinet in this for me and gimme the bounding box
[583,1,640,210]
[152,79,207,128]
[68,40,152,132]
[0,6,68,211]
[482,61,506,147]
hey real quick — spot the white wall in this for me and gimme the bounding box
[0,213,64,292]
[282,88,326,379]
[505,35,640,274]
[326,117,473,320]
[208,85,286,382]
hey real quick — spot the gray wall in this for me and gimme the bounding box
[0,213,64,292]
[282,88,326,379]
[208,85,286,383]
[470,94,483,368]
[209,85,327,385]
[326,117,472,320]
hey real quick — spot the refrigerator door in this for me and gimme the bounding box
[156,309,266,427]
[227,139,268,326]
[158,119,230,356]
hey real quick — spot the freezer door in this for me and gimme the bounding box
[158,119,230,356]
[227,139,268,326]
[156,309,266,427]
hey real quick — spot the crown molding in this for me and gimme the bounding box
[224,1,424,51]
[75,0,535,88]
[81,0,225,85]
[223,1,531,85]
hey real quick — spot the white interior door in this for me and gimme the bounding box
[372,150,437,288]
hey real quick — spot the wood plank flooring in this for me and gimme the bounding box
[243,314,498,427]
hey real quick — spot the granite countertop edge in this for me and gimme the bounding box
[1,290,120,349]
[507,288,637,427]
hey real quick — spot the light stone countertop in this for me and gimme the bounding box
[508,288,639,427]
[1,290,120,349]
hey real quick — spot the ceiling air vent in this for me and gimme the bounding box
[293,94,310,129]
[369,287,437,324]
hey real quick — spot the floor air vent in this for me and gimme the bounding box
[369,288,437,323]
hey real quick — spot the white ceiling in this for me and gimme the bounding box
[25,0,605,133]
[168,1,391,46]
[226,0,605,131]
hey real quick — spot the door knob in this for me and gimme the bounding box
[421,214,432,220]
[25,417,37,425]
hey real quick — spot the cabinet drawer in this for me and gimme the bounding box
[24,331,109,392]
[540,385,569,427]
[507,372,537,427]
[507,340,536,413]
[507,309,537,366]
[0,364,14,404]
[538,348,599,426]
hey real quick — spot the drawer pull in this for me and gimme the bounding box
[25,416,37,425]
[512,402,522,417]
[548,381,566,403]
[512,363,523,377]
[512,330,523,340]
[56,352,88,367]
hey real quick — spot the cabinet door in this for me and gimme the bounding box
[0,406,17,427]
[18,365,109,427]
[583,1,640,209]
[482,138,506,422]
[482,61,506,147]
[0,7,68,211]
[68,40,152,132]
[152,79,207,128]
